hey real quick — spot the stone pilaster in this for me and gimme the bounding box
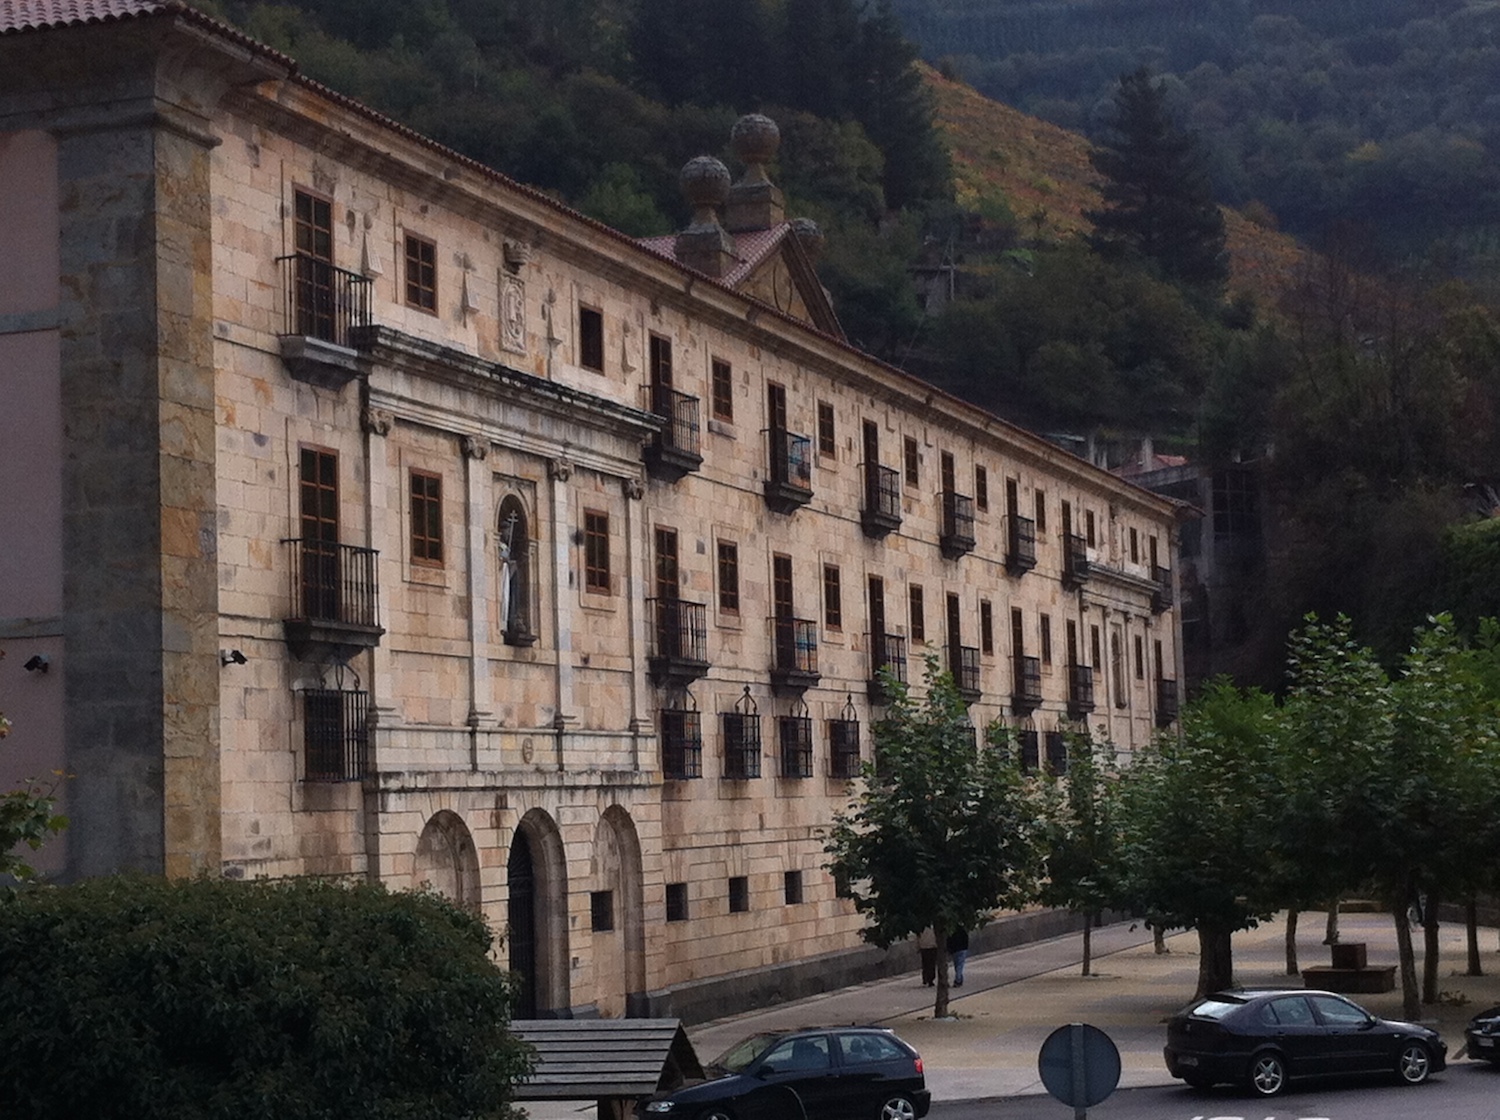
[463,435,494,736]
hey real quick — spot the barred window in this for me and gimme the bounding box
[660,708,702,780]
[722,712,762,779]
[828,718,860,779]
[779,715,813,778]
[404,233,437,312]
[409,470,443,566]
[583,509,610,592]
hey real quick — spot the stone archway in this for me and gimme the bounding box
[412,810,480,907]
[592,806,647,1018]
[507,809,570,1018]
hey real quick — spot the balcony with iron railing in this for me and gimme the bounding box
[1156,677,1180,726]
[771,617,819,693]
[763,427,813,514]
[949,643,981,703]
[1011,654,1042,713]
[1063,532,1092,587]
[860,463,902,538]
[302,687,369,782]
[779,715,814,778]
[660,708,703,779]
[282,539,384,661]
[940,490,976,559]
[1152,564,1174,613]
[643,386,703,482]
[1005,515,1038,575]
[1067,663,1096,718]
[277,253,373,388]
[647,597,709,685]
[867,632,908,702]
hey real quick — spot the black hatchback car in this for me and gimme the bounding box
[643,1025,931,1120]
[1164,988,1446,1096]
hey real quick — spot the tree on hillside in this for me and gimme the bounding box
[1088,67,1227,295]
[824,661,1044,1018]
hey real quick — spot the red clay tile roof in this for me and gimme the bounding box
[1,0,166,34]
[636,225,788,289]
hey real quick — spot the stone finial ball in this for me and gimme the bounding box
[791,217,826,256]
[680,156,731,209]
[731,114,780,166]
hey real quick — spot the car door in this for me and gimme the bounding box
[1261,995,1329,1077]
[753,1034,839,1119]
[833,1030,920,1120]
[1308,993,1385,1073]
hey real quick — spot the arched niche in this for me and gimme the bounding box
[592,805,647,1018]
[497,493,537,646]
[412,810,480,908]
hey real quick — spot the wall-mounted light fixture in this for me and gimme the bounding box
[220,650,247,666]
[22,654,48,673]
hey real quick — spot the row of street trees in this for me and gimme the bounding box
[828,619,1500,1020]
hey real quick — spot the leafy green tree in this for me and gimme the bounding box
[1114,680,1282,997]
[1088,67,1228,295]
[825,660,1044,1018]
[0,875,535,1119]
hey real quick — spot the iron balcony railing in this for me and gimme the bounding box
[861,462,902,537]
[940,490,976,558]
[303,687,369,782]
[1156,678,1180,726]
[277,253,372,348]
[1012,654,1042,711]
[1045,730,1068,775]
[1152,564,1174,613]
[722,712,762,779]
[949,643,981,700]
[1017,729,1040,772]
[767,428,812,490]
[284,539,380,627]
[647,597,709,674]
[1063,532,1092,586]
[1068,663,1096,717]
[649,385,702,462]
[1006,515,1037,574]
[773,617,819,678]
[660,709,703,779]
[829,718,861,779]
[779,715,814,778]
[869,632,908,691]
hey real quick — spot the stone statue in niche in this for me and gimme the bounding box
[501,273,526,354]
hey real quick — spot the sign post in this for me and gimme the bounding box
[1037,1022,1121,1119]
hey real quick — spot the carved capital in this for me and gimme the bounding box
[623,475,646,501]
[549,457,573,482]
[462,435,489,461]
[361,407,394,436]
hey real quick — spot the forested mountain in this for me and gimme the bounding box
[893,0,1500,285]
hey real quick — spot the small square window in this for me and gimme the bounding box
[711,358,733,421]
[903,437,919,487]
[728,875,750,914]
[717,540,740,614]
[579,306,604,372]
[590,889,614,932]
[666,882,689,922]
[409,470,443,566]
[823,564,842,630]
[975,465,989,511]
[784,870,804,905]
[584,509,610,593]
[909,584,925,643]
[404,233,437,312]
[817,401,836,456]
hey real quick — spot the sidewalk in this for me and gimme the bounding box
[521,910,1500,1117]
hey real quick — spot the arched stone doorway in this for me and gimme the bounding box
[592,806,647,1017]
[507,809,569,1018]
[412,810,480,907]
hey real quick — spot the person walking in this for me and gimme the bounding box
[918,927,937,986]
[947,927,970,987]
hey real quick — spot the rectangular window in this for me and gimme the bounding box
[1034,488,1047,533]
[711,357,733,420]
[903,436,919,486]
[823,564,842,630]
[294,189,333,262]
[1129,526,1139,564]
[784,870,804,905]
[817,400,836,456]
[833,868,852,899]
[1040,614,1054,665]
[717,540,740,614]
[1091,624,1102,668]
[1085,508,1097,548]
[975,465,989,511]
[649,334,672,389]
[583,509,610,593]
[1134,634,1145,679]
[665,882,689,922]
[590,890,614,932]
[728,875,750,914]
[404,232,437,312]
[409,470,443,566]
[579,305,604,372]
[980,600,994,655]
[908,584,925,643]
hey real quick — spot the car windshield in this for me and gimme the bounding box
[1191,999,1243,1020]
[709,1033,781,1073]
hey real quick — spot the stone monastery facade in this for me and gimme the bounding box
[0,0,1185,1020]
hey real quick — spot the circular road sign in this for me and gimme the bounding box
[1037,1022,1121,1109]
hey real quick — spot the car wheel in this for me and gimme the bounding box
[878,1095,918,1120]
[1397,1041,1432,1085]
[1248,1051,1288,1096]
[696,1110,733,1120]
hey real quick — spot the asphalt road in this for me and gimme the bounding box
[930,1061,1500,1120]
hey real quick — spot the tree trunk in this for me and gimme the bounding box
[1082,912,1093,977]
[933,923,950,1019]
[1154,922,1168,954]
[1392,899,1420,1021]
[1324,899,1339,945]
[1195,923,1234,998]
[1467,898,1483,977]
[1421,887,1441,1005]
[1285,908,1300,975]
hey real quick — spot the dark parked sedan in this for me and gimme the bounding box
[1164,988,1446,1096]
[643,1025,931,1120]
[1464,1003,1500,1063]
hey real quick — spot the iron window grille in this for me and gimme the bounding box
[779,708,814,778]
[829,696,862,779]
[1017,729,1040,772]
[660,703,703,779]
[303,687,369,782]
[722,688,762,779]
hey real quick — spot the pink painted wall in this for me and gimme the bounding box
[0,129,67,877]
